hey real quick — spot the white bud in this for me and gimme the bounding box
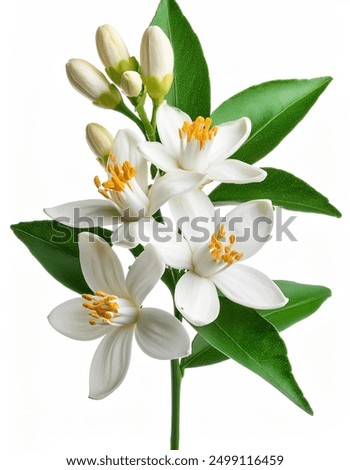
[96,24,130,68]
[140,26,174,103]
[66,59,122,109]
[120,71,143,97]
[140,26,174,79]
[66,59,110,100]
[86,123,113,160]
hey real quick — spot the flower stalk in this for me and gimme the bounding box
[170,356,182,450]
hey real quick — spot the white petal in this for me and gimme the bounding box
[207,159,266,183]
[135,308,191,359]
[212,264,288,309]
[150,236,193,270]
[111,221,139,248]
[111,129,148,194]
[148,170,204,215]
[157,102,191,156]
[48,298,108,340]
[89,326,134,399]
[44,199,119,227]
[175,271,220,326]
[137,141,179,171]
[225,199,274,260]
[126,245,164,306]
[169,189,216,246]
[201,117,251,164]
[78,232,128,297]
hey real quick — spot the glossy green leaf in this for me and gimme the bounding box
[211,77,332,164]
[151,0,211,119]
[259,280,332,330]
[188,296,313,414]
[182,281,331,372]
[11,221,112,294]
[210,167,341,218]
[182,334,228,369]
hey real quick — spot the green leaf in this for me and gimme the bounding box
[210,167,341,218]
[11,221,112,294]
[151,0,211,119]
[259,280,332,330]
[211,77,332,164]
[188,296,313,414]
[182,281,331,372]
[182,334,229,369]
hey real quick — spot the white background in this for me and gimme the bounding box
[1,0,349,468]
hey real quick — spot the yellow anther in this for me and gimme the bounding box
[95,290,108,297]
[217,224,226,239]
[108,151,117,164]
[82,294,94,301]
[94,159,137,197]
[98,189,110,199]
[94,176,101,189]
[82,291,119,326]
[209,227,243,265]
[179,117,219,150]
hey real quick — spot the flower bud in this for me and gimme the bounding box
[140,26,174,104]
[120,71,143,97]
[86,123,113,166]
[96,24,138,85]
[66,59,122,109]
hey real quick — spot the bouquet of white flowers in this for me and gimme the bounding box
[11,0,340,450]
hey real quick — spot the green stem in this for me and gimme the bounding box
[170,290,183,450]
[136,104,156,141]
[116,102,146,136]
[170,357,182,450]
[151,102,160,130]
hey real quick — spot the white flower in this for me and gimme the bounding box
[138,102,266,184]
[45,129,204,247]
[48,234,190,399]
[151,190,288,326]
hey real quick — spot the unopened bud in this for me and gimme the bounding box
[96,24,138,85]
[120,71,143,97]
[140,26,174,104]
[66,59,122,109]
[86,123,113,166]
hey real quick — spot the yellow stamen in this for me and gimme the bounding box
[217,224,226,239]
[82,290,119,326]
[179,117,218,150]
[94,155,137,198]
[94,176,101,189]
[82,294,93,301]
[208,227,244,265]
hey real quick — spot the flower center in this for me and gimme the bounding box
[179,117,218,150]
[82,291,119,325]
[209,224,244,265]
[94,153,137,199]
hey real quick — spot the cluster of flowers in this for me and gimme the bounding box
[47,24,287,399]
